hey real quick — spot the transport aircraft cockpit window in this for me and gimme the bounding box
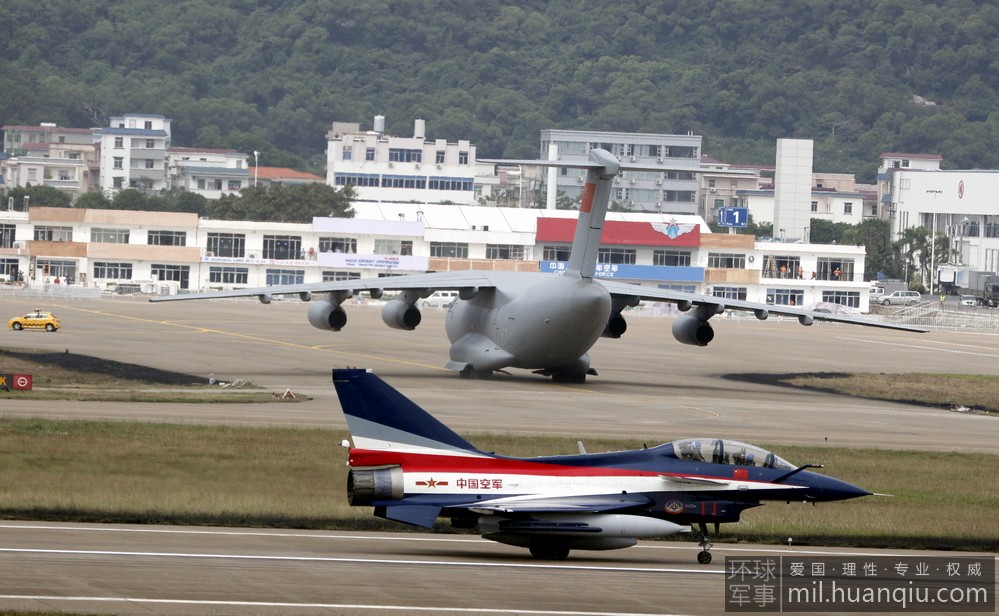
[668,438,794,470]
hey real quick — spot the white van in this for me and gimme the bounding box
[421,290,459,308]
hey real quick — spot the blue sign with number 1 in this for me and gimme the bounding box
[717,207,749,228]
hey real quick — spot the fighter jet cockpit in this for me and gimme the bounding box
[666,438,795,470]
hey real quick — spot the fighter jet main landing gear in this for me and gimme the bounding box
[528,540,570,561]
[696,522,713,564]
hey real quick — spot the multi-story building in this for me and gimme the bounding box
[326,116,477,205]
[168,147,249,199]
[539,129,704,214]
[0,123,100,198]
[96,113,172,194]
[0,202,874,312]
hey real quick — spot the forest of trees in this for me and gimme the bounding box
[1,0,996,180]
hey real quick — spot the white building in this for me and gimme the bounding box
[168,147,249,199]
[0,123,100,198]
[97,114,172,194]
[325,116,477,205]
[539,129,703,214]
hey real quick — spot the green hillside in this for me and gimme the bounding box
[2,0,996,178]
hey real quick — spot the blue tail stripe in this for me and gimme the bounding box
[333,369,481,453]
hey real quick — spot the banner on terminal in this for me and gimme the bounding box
[541,261,705,282]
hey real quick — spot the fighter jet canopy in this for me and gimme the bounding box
[666,438,795,470]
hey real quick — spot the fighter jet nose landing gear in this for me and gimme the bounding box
[697,522,713,564]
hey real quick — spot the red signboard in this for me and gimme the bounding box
[535,218,702,247]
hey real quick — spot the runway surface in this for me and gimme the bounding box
[1,294,998,615]
[1,521,994,616]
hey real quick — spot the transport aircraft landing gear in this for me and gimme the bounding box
[696,522,713,564]
[459,365,492,380]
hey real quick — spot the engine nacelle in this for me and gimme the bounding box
[381,299,422,330]
[347,467,404,506]
[601,313,627,339]
[307,299,348,331]
[671,314,714,347]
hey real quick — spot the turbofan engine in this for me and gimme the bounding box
[307,298,347,331]
[347,467,404,506]
[671,314,714,346]
[601,312,627,338]
[381,299,422,330]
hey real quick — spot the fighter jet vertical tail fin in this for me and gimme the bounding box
[566,148,619,279]
[333,368,486,456]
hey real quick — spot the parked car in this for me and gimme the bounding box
[960,295,977,307]
[7,310,61,332]
[421,290,459,308]
[880,291,921,306]
[868,287,885,298]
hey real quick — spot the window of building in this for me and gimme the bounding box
[761,255,802,279]
[151,264,190,288]
[712,286,747,301]
[0,257,19,279]
[265,268,304,285]
[811,201,818,212]
[658,283,697,293]
[38,258,77,279]
[816,257,854,281]
[388,148,422,163]
[665,171,696,181]
[33,226,73,242]
[58,170,71,181]
[365,147,375,161]
[486,244,526,260]
[206,233,245,258]
[209,266,248,285]
[458,151,469,165]
[114,137,124,149]
[262,235,302,260]
[543,244,572,262]
[197,179,206,190]
[144,120,153,130]
[0,224,16,249]
[319,236,357,253]
[91,228,130,244]
[428,177,472,191]
[664,190,696,202]
[822,290,860,308]
[112,177,124,189]
[707,253,746,268]
[429,242,468,258]
[113,157,124,170]
[93,261,133,279]
[382,175,427,189]
[597,247,636,265]
[227,180,241,191]
[147,230,187,246]
[766,288,804,306]
[652,249,691,266]
[843,202,853,215]
[343,146,352,161]
[145,159,155,169]
[322,270,361,282]
[374,239,412,255]
[436,151,445,164]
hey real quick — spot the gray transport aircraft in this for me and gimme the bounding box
[151,149,924,382]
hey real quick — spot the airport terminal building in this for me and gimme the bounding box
[0,202,873,312]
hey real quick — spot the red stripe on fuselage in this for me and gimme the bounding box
[348,449,779,486]
[580,182,596,213]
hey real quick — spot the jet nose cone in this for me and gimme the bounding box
[808,474,871,501]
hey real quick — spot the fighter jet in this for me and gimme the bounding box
[152,149,923,383]
[335,368,870,562]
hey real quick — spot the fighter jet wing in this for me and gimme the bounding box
[465,493,654,514]
[148,270,507,302]
[597,280,927,333]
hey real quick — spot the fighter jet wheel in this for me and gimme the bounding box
[529,543,570,561]
[697,550,712,564]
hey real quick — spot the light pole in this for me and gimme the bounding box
[926,189,942,293]
[253,151,259,187]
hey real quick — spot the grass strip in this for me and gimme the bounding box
[1,418,995,552]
